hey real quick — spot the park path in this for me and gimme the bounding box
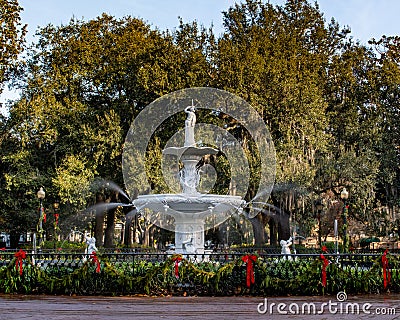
[0,294,399,319]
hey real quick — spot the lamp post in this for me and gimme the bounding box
[334,219,339,254]
[37,187,46,249]
[341,187,349,252]
[53,200,60,250]
[315,199,323,248]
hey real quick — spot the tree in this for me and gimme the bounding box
[367,36,400,234]
[213,0,348,244]
[0,0,26,93]
[0,0,27,248]
[3,14,215,247]
[2,15,168,245]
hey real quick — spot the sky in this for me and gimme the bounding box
[1,0,399,107]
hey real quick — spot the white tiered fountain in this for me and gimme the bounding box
[133,106,245,254]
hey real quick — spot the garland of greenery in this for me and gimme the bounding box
[0,252,398,296]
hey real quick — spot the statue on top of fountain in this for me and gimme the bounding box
[185,105,196,127]
[164,103,218,196]
[177,104,200,194]
[184,105,196,147]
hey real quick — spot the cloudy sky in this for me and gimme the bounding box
[1,0,399,106]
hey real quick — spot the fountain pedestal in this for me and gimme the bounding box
[175,219,204,254]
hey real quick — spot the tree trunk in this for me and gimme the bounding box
[95,212,104,246]
[143,226,150,247]
[94,193,105,246]
[9,232,20,249]
[124,214,133,247]
[269,219,278,245]
[104,209,116,247]
[104,192,118,248]
[250,215,265,246]
[278,213,291,241]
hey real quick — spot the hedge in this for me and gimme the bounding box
[0,252,398,296]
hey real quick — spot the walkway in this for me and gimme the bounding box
[0,294,399,319]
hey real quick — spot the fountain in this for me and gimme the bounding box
[118,87,276,254]
[133,105,245,254]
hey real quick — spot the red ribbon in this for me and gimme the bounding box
[14,249,27,275]
[320,254,330,287]
[172,256,182,278]
[39,207,46,223]
[242,254,257,288]
[0,248,6,251]
[55,213,59,225]
[382,249,391,289]
[90,251,101,273]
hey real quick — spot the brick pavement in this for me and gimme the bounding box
[0,294,399,320]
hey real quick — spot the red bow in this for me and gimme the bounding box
[242,254,257,288]
[14,249,27,275]
[172,256,182,279]
[55,213,59,225]
[320,254,330,287]
[90,251,101,273]
[382,249,391,289]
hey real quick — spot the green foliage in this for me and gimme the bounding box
[39,240,85,251]
[0,0,26,89]
[52,154,94,206]
[0,253,398,296]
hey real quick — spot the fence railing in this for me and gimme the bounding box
[2,246,396,254]
[0,251,391,271]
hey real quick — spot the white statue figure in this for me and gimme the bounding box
[85,235,98,255]
[280,237,292,260]
[184,105,196,147]
[185,105,196,127]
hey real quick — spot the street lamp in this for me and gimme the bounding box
[315,199,323,248]
[341,187,349,252]
[37,187,46,249]
[53,200,60,250]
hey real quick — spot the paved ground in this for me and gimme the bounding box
[0,294,399,319]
